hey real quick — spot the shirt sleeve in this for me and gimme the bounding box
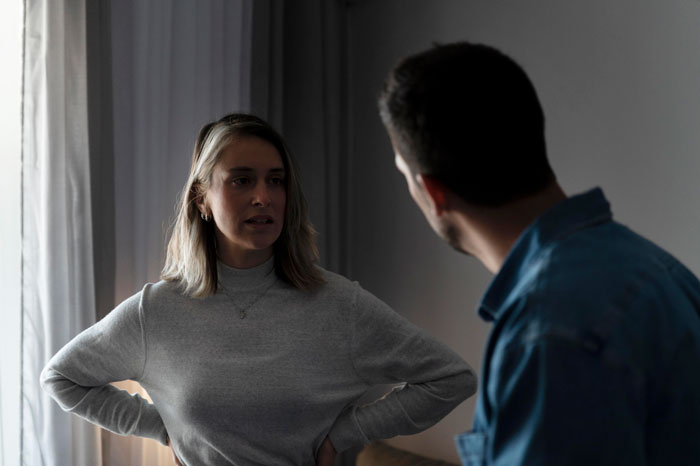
[327,284,477,452]
[481,337,646,465]
[40,287,168,445]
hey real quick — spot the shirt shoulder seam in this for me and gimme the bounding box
[137,285,150,380]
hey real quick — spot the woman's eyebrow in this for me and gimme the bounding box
[226,167,286,174]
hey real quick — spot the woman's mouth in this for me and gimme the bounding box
[244,215,274,225]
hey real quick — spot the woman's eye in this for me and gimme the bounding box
[232,177,250,185]
[269,177,285,185]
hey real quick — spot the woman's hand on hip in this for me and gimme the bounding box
[315,436,336,466]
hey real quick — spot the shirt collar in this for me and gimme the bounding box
[477,187,613,322]
[217,255,276,291]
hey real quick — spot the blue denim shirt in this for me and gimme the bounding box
[456,188,700,465]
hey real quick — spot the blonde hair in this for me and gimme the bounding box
[162,113,325,297]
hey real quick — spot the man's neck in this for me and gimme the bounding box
[457,182,567,274]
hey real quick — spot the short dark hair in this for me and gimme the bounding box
[379,42,555,206]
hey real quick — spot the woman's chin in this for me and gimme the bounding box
[244,237,279,254]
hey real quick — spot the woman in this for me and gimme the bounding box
[41,113,476,466]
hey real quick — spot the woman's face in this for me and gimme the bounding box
[201,136,287,268]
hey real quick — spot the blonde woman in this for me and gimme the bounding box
[41,113,476,466]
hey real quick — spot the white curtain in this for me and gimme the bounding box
[106,1,256,464]
[21,0,102,465]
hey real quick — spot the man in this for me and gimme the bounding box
[378,41,700,465]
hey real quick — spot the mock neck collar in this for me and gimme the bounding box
[217,256,276,291]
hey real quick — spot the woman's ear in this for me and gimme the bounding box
[194,189,209,216]
[416,174,450,216]
[195,194,213,222]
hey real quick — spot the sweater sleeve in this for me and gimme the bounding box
[40,287,167,444]
[327,284,477,452]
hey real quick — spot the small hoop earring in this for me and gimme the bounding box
[200,212,211,222]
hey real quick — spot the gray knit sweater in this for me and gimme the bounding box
[41,258,476,465]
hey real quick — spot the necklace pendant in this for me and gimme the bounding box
[240,310,247,319]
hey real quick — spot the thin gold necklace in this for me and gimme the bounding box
[219,278,276,319]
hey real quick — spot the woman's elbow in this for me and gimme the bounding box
[456,366,478,402]
[440,364,477,406]
[39,364,75,405]
[39,364,59,396]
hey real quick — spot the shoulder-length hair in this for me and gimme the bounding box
[162,113,325,297]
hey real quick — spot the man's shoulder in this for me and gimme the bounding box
[500,221,700,349]
[542,220,686,291]
[580,220,690,276]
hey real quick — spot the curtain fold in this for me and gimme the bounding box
[21,0,102,465]
[279,0,349,276]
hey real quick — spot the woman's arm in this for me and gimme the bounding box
[327,284,477,452]
[40,288,167,444]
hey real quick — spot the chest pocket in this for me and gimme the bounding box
[455,431,486,466]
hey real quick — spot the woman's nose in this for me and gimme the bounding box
[252,185,271,207]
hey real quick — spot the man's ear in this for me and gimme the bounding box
[416,174,449,216]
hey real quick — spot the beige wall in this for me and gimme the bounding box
[344,0,700,461]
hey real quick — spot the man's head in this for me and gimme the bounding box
[379,41,555,204]
[379,42,558,258]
